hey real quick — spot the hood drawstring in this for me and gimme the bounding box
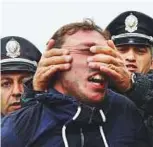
[62,107,108,147]
[62,106,82,147]
[99,109,109,147]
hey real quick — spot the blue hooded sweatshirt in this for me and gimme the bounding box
[1,89,150,147]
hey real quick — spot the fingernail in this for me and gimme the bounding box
[65,56,72,62]
[90,46,96,53]
[88,62,94,67]
[64,63,71,69]
[87,57,93,62]
[63,50,70,55]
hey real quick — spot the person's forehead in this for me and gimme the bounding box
[118,44,150,48]
[63,30,107,46]
[117,44,150,48]
[1,72,32,79]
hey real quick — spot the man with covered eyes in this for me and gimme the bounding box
[31,11,153,145]
[1,19,150,147]
[32,11,153,99]
[0,36,41,117]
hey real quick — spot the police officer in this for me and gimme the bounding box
[0,36,42,117]
[105,10,153,146]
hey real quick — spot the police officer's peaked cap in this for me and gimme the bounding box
[105,11,153,47]
[1,36,42,73]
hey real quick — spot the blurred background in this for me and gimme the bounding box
[2,0,153,52]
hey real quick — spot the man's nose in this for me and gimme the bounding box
[12,83,23,99]
[125,50,136,62]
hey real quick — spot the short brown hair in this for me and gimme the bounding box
[50,18,110,48]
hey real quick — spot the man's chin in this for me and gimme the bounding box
[90,95,105,103]
[8,105,21,113]
[83,92,106,104]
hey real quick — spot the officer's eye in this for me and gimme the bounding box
[137,47,148,54]
[20,75,33,84]
[1,80,12,88]
[117,47,127,53]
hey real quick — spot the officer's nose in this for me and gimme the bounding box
[125,49,136,62]
[12,83,23,99]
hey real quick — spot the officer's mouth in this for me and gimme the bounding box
[9,102,21,109]
[126,64,137,72]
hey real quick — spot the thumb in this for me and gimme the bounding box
[46,39,55,51]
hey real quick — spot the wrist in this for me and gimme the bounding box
[33,84,47,92]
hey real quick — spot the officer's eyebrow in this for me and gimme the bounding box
[1,77,12,81]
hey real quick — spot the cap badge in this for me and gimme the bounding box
[6,38,21,58]
[125,13,138,33]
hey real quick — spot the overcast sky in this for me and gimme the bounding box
[2,0,153,52]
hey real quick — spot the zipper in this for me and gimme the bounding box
[80,128,84,147]
[88,107,95,124]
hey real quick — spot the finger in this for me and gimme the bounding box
[107,40,117,50]
[100,65,121,80]
[38,64,71,81]
[100,64,131,92]
[87,54,123,66]
[39,55,72,67]
[46,64,71,76]
[46,39,55,51]
[108,64,131,77]
[34,63,71,80]
[88,62,108,70]
[88,62,121,80]
[43,49,70,58]
[90,46,120,58]
[107,40,126,60]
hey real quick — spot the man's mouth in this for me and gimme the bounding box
[126,64,137,72]
[10,102,21,106]
[8,102,21,112]
[88,73,105,84]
